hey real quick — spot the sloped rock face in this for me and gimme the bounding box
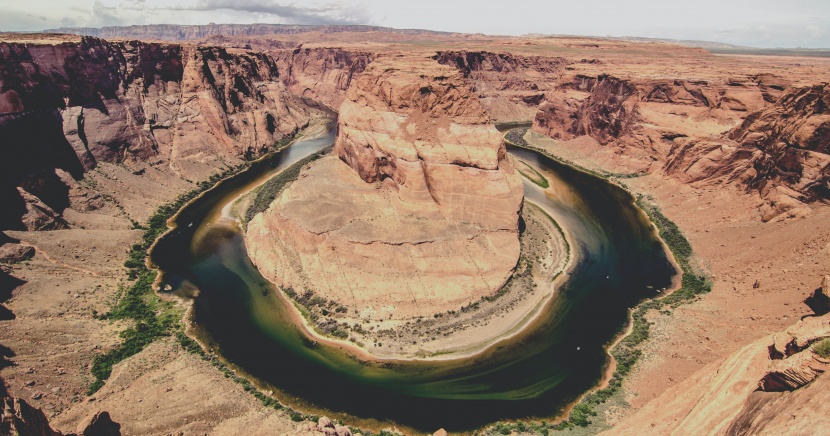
[0,36,319,230]
[1,378,62,436]
[665,84,830,221]
[730,84,830,200]
[247,56,523,323]
[531,72,829,221]
[532,74,765,153]
[606,310,830,436]
[534,75,640,145]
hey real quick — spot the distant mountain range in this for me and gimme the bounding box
[44,23,454,41]
[44,24,830,57]
[615,36,830,57]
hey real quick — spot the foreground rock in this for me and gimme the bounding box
[1,376,61,436]
[247,55,523,326]
[606,276,830,436]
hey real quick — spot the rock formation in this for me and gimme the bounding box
[246,55,523,322]
[804,275,830,316]
[75,411,121,436]
[273,47,375,109]
[665,83,830,220]
[434,51,569,122]
[0,377,62,436]
[0,35,321,230]
[530,70,829,221]
[334,56,524,230]
[605,276,830,436]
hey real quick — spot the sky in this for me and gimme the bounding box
[1,0,828,48]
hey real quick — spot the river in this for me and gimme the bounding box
[150,124,677,433]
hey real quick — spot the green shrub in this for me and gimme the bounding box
[814,338,830,358]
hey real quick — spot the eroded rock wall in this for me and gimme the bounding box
[334,55,524,231]
[606,307,830,436]
[0,37,320,230]
[665,83,830,221]
[273,47,375,109]
[434,50,570,122]
[529,70,829,221]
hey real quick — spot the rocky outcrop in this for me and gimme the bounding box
[532,74,765,153]
[804,275,830,316]
[534,75,640,144]
[334,56,524,230]
[247,55,523,324]
[0,243,34,264]
[608,316,830,435]
[758,349,828,391]
[530,71,828,221]
[0,36,321,230]
[76,411,121,436]
[664,83,830,221]
[315,416,351,436]
[273,47,375,109]
[605,276,830,436]
[1,377,62,436]
[731,84,830,199]
[435,51,569,122]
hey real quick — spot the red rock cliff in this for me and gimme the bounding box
[0,36,321,230]
[334,55,524,231]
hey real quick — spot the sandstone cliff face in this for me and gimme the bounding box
[665,83,830,221]
[607,305,830,436]
[247,55,523,322]
[435,51,570,122]
[534,75,641,145]
[335,56,524,230]
[532,74,765,154]
[0,36,320,230]
[530,71,829,221]
[272,47,375,109]
[730,84,830,200]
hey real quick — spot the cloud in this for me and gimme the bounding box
[0,10,58,31]
[92,1,129,27]
[127,0,372,25]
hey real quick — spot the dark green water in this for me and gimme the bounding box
[150,130,677,433]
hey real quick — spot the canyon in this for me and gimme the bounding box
[0,26,829,435]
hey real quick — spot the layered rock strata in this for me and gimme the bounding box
[665,83,830,220]
[434,51,570,122]
[0,36,320,230]
[606,283,830,436]
[247,56,524,322]
[530,72,829,221]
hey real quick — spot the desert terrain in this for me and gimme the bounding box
[1,24,829,435]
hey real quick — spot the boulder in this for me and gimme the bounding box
[804,275,830,316]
